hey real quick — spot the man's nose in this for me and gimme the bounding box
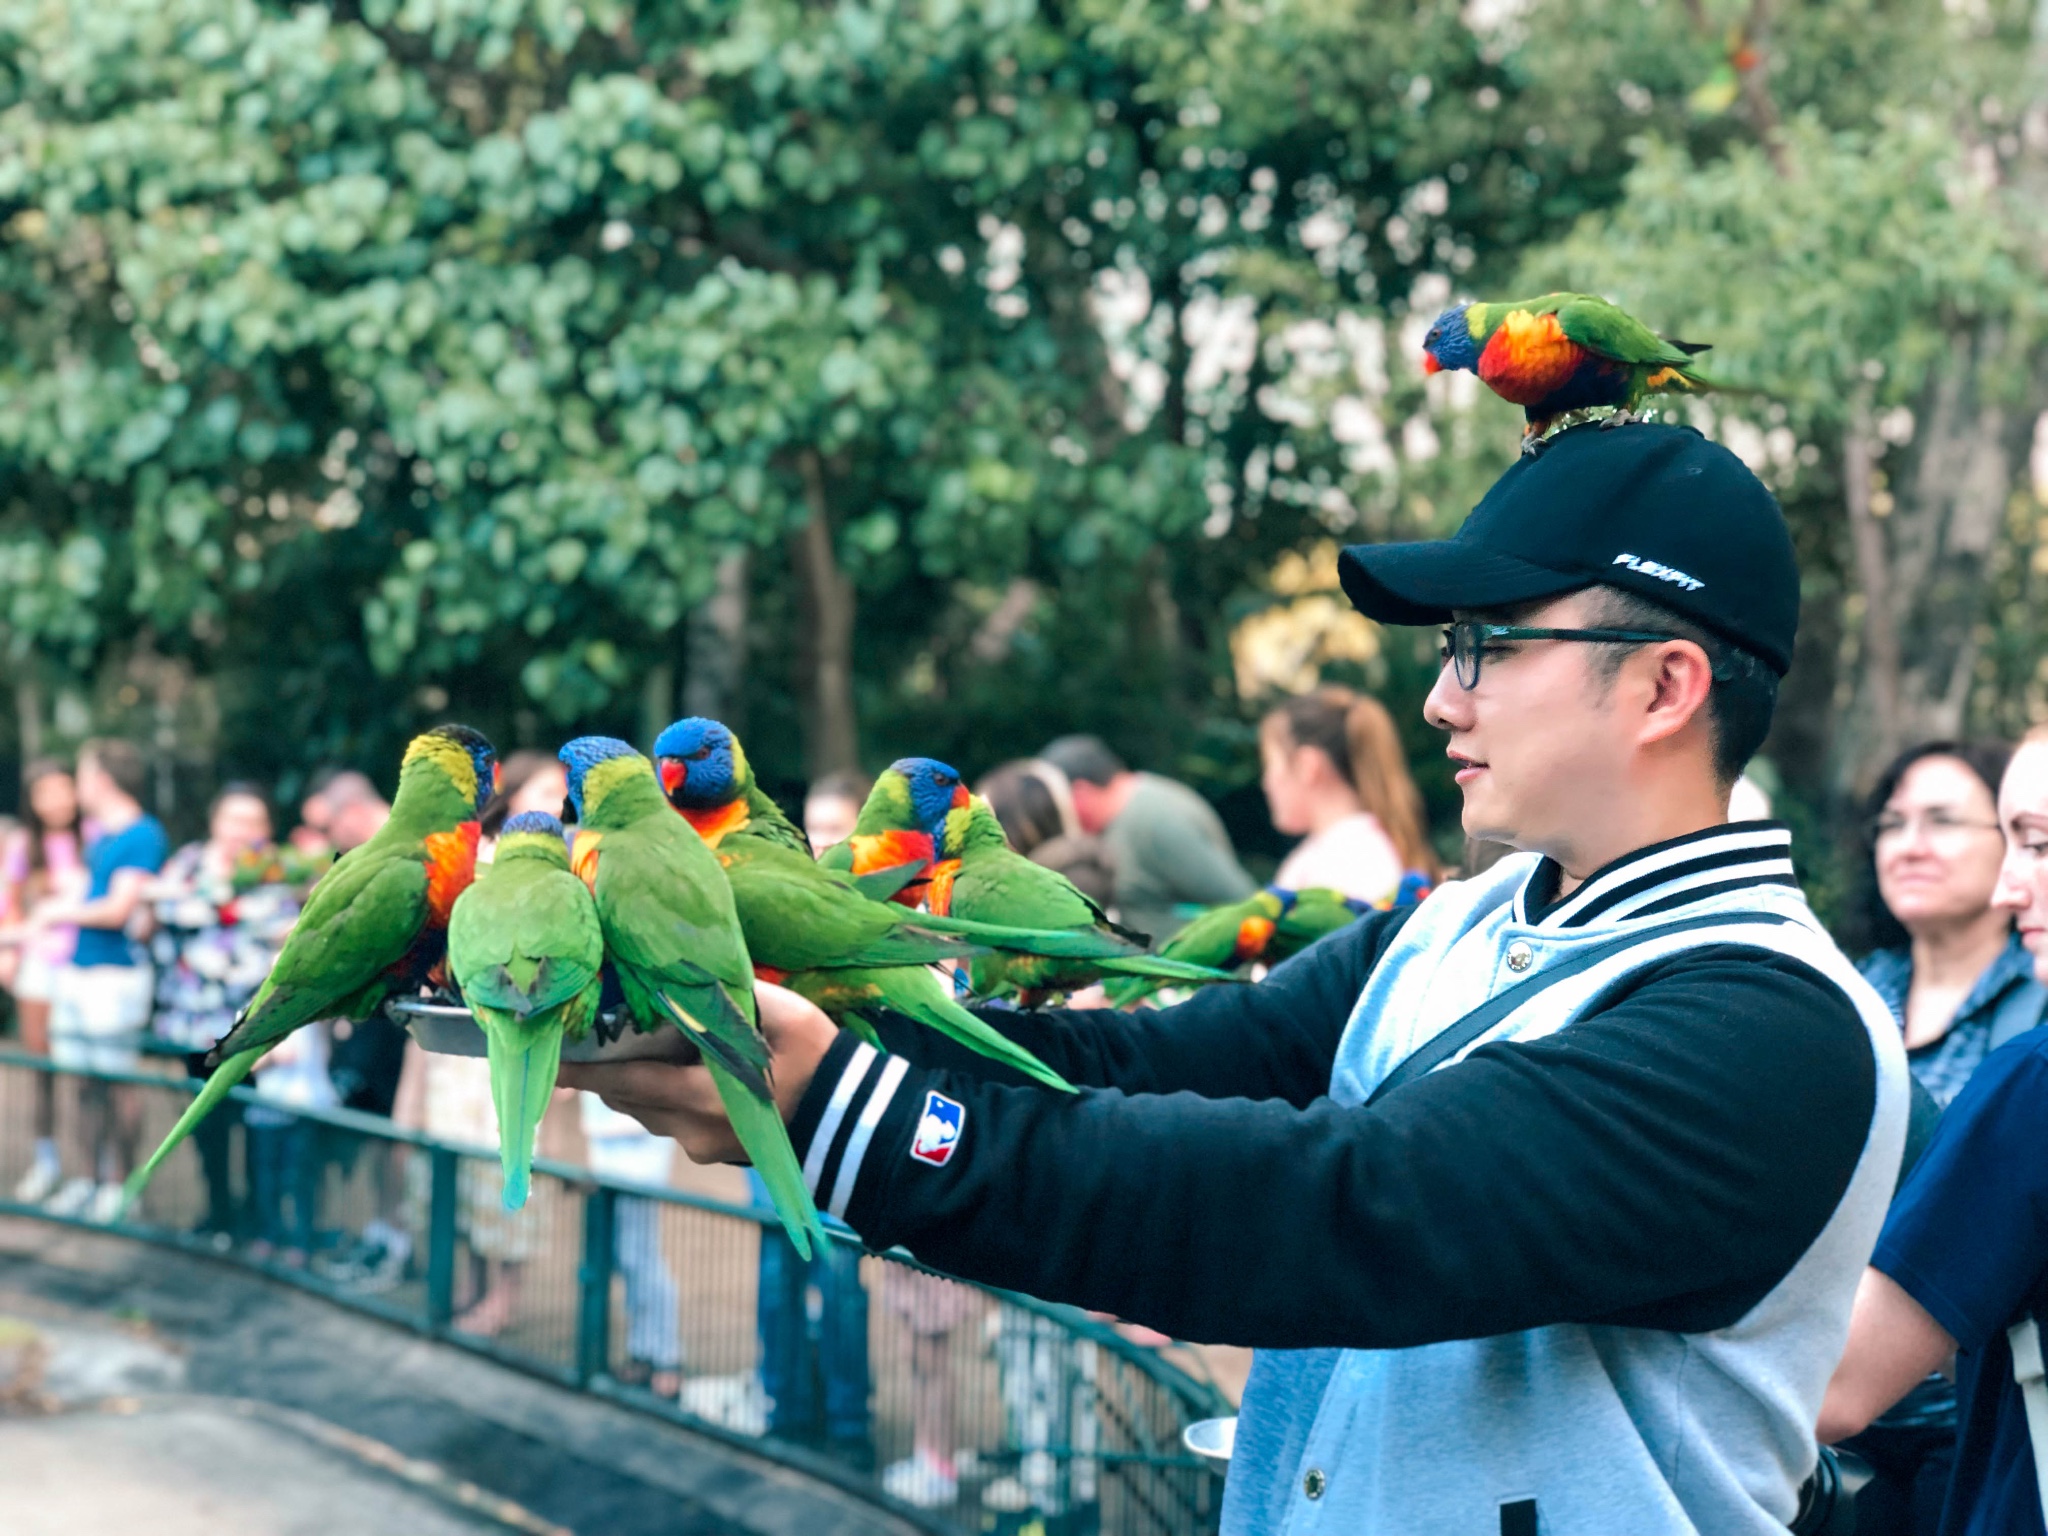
[1423,662,1468,732]
[1993,848,2031,911]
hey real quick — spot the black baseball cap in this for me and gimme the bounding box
[1338,423,1799,676]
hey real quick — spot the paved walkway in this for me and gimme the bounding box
[0,1217,927,1536]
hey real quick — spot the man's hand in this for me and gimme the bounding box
[557,980,840,1165]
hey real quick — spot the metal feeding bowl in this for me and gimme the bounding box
[383,996,702,1065]
[1183,1416,1237,1467]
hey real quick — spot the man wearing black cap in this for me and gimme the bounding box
[569,424,1909,1535]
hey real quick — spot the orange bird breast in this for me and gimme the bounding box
[923,859,962,919]
[422,823,482,929]
[678,799,751,849]
[1232,914,1277,966]
[849,830,936,909]
[570,830,604,894]
[1476,310,1589,406]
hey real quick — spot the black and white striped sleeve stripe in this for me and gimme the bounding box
[791,1033,919,1220]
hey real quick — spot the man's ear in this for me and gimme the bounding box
[1637,640,1717,750]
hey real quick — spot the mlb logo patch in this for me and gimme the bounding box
[909,1090,965,1168]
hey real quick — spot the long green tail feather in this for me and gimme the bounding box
[1101,973,1170,1009]
[707,1058,827,1259]
[1097,953,1240,983]
[475,1005,565,1211]
[122,1046,264,1214]
[914,914,1148,961]
[875,971,1076,1093]
[659,986,772,1101]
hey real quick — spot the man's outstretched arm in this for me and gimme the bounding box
[868,908,1414,1107]
[567,947,1878,1351]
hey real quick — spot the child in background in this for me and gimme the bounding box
[1,760,87,1205]
[37,739,166,1223]
[581,1093,684,1397]
[245,1018,337,1265]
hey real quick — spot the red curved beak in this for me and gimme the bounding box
[658,760,685,795]
[493,762,503,792]
[1422,352,1443,376]
[951,784,970,809]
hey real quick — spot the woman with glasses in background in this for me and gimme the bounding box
[1840,738,2048,1536]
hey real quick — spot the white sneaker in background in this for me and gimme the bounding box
[85,1183,127,1225]
[13,1160,62,1204]
[44,1177,97,1217]
[882,1449,959,1508]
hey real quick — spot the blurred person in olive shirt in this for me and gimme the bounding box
[1039,735,1255,942]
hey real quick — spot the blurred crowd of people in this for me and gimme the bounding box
[7,705,2044,1530]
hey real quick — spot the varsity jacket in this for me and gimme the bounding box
[789,823,1911,1534]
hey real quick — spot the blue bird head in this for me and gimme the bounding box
[558,736,638,819]
[651,717,748,810]
[1421,302,1479,375]
[886,757,970,837]
[412,723,498,817]
[501,810,567,841]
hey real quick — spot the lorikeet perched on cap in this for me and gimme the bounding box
[651,718,1074,1092]
[1421,293,1713,439]
[126,725,498,1208]
[560,735,826,1257]
[447,811,602,1211]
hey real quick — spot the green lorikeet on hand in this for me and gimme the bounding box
[815,771,937,909]
[864,759,1240,1005]
[1102,886,1370,1007]
[1421,293,1714,439]
[651,719,1075,1091]
[447,811,602,1211]
[126,725,498,1206]
[559,736,826,1258]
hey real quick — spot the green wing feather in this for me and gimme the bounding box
[588,791,825,1256]
[125,843,432,1209]
[721,830,1081,1088]
[854,969,1074,1093]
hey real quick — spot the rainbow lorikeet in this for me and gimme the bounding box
[1102,886,1370,1007]
[651,719,1074,1092]
[862,760,1240,1005]
[1421,293,1713,439]
[126,725,498,1207]
[447,811,602,1211]
[559,736,826,1258]
[815,771,940,910]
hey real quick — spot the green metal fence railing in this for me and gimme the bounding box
[0,1049,1228,1536]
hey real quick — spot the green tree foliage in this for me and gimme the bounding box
[6,0,2045,898]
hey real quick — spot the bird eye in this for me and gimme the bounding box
[688,747,713,762]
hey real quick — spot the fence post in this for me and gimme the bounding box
[576,1183,616,1385]
[425,1145,459,1331]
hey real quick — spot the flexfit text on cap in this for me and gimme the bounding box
[1338,423,1799,675]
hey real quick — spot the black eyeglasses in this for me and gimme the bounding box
[1438,623,1689,690]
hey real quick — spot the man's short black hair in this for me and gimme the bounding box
[79,737,148,801]
[1580,587,1779,786]
[1040,734,1128,788]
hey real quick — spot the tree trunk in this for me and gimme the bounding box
[790,451,859,778]
[684,549,750,729]
[14,670,43,763]
[1839,324,2047,792]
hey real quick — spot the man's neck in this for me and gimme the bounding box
[1547,789,1732,898]
[94,796,143,835]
